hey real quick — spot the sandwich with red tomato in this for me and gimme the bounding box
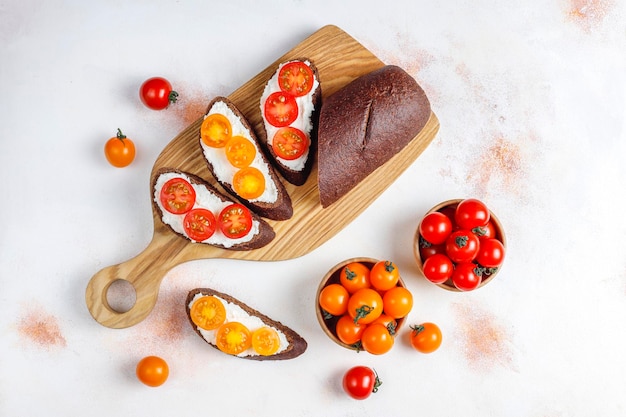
[258,58,321,186]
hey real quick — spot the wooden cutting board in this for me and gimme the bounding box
[85,24,440,329]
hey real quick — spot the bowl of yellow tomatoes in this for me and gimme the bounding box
[413,198,507,291]
[315,257,413,354]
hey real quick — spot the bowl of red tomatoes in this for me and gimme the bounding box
[316,257,413,354]
[413,198,507,291]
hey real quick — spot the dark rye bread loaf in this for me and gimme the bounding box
[258,58,321,186]
[317,65,431,208]
[151,168,275,250]
[200,97,293,221]
[186,288,308,361]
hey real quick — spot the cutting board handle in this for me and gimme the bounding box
[85,233,186,329]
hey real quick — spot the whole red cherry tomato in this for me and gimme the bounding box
[140,77,178,110]
[452,262,482,291]
[455,198,490,230]
[422,253,454,284]
[342,366,382,400]
[475,238,506,268]
[445,230,480,263]
[419,211,453,245]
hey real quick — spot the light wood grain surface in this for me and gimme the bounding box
[85,25,439,329]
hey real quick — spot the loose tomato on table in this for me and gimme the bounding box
[272,127,308,160]
[104,129,135,168]
[339,262,371,294]
[451,262,482,291]
[224,136,256,168]
[136,356,169,387]
[422,253,454,284]
[382,286,413,319]
[419,211,453,245]
[218,203,253,239]
[409,322,442,354]
[264,91,298,127]
[342,366,382,400]
[445,229,480,263]
[183,208,216,242]
[319,283,350,317]
[139,77,178,110]
[360,323,394,355]
[455,198,490,230]
[159,177,196,214]
[278,61,315,97]
[347,288,383,325]
[189,296,226,330]
[215,321,252,355]
[369,260,399,292]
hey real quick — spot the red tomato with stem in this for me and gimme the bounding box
[140,77,178,110]
[473,220,497,240]
[452,262,482,291]
[445,230,480,263]
[419,211,453,245]
[422,253,454,284]
[475,238,505,268]
[455,198,490,230]
[342,366,382,400]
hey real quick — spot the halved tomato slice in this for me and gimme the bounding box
[264,91,298,127]
[190,296,226,330]
[201,113,232,147]
[278,61,314,97]
[159,177,196,214]
[218,203,253,239]
[225,135,256,168]
[272,127,308,160]
[183,208,216,242]
[251,327,281,356]
[215,322,252,355]
[232,167,265,200]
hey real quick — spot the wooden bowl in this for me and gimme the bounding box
[315,257,407,351]
[413,199,507,291]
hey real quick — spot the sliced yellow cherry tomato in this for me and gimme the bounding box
[215,322,252,355]
[225,135,256,168]
[251,327,281,356]
[201,113,232,147]
[232,166,265,199]
[190,296,226,330]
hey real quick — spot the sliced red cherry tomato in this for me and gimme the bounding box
[272,127,308,160]
[183,208,216,242]
[218,203,253,239]
[201,113,232,148]
[445,229,480,263]
[224,135,256,168]
[452,262,482,291]
[139,77,178,110]
[159,177,196,214]
[264,91,298,127]
[278,61,315,97]
[232,167,265,200]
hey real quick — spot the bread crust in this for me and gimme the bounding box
[200,96,293,221]
[186,288,308,361]
[317,65,431,208]
[151,168,275,251]
[258,58,321,186]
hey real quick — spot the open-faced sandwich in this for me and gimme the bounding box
[258,58,321,186]
[317,65,431,208]
[152,168,275,250]
[186,288,308,361]
[199,96,293,221]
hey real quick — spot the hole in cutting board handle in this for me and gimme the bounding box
[106,279,137,313]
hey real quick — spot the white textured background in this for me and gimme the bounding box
[1,0,625,415]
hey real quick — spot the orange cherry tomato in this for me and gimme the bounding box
[369,260,400,292]
[335,314,366,346]
[251,327,281,356]
[272,127,308,160]
[264,91,298,127]
[232,166,265,200]
[215,322,252,355]
[339,262,371,294]
[159,177,196,214]
[319,283,350,317]
[183,208,216,242]
[225,135,256,168]
[218,203,253,239]
[278,61,315,97]
[361,323,395,355]
[189,296,226,330]
[201,113,232,147]
[104,129,135,168]
[371,314,398,335]
[382,286,413,319]
[347,288,383,325]
[136,356,169,387]
[409,322,442,353]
